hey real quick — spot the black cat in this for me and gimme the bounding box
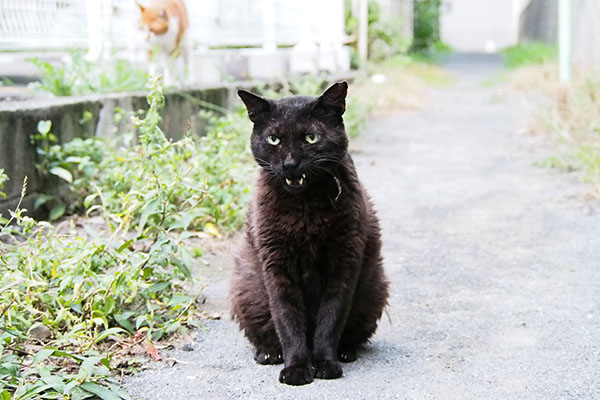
[230,82,389,386]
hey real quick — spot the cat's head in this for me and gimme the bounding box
[137,1,169,35]
[238,82,349,194]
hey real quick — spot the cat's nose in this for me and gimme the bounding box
[282,153,297,171]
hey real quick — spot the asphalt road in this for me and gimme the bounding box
[124,55,600,399]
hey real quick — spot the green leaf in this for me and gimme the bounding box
[49,166,73,183]
[78,356,101,382]
[135,315,148,329]
[21,381,53,399]
[34,194,54,210]
[84,193,99,208]
[148,281,170,293]
[1,389,11,400]
[117,239,134,253]
[114,311,135,333]
[137,198,161,234]
[39,373,65,394]
[32,348,55,365]
[70,386,96,400]
[49,203,67,221]
[94,327,127,344]
[170,257,192,280]
[37,120,52,135]
[52,350,84,362]
[79,382,122,400]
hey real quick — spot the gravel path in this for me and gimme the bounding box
[124,55,600,399]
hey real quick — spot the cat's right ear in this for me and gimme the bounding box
[238,90,271,123]
[136,1,145,12]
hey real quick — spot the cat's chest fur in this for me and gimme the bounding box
[250,169,362,277]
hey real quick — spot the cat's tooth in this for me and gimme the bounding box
[299,177,304,185]
[302,173,306,179]
[285,178,292,185]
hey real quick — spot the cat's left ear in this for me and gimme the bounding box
[238,90,272,123]
[316,81,348,116]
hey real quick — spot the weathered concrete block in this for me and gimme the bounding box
[0,85,239,217]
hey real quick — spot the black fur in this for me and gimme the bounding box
[230,82,389,386]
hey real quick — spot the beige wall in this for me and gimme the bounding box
[571,0,600,73]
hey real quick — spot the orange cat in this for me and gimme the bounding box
[137,0,189,82]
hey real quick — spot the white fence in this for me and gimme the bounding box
[0,0,346,53]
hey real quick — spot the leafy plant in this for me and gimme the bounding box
[30,52,148,97]
[0,78,216,399]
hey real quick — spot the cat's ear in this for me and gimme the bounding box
[316,81,348,116]
[238,90,271,123]
[136,1,145,12]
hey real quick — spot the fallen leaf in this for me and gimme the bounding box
[143,339,162,361]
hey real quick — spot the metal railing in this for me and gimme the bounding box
[0,0,346,53]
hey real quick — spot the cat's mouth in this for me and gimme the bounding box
[283,173,306,190]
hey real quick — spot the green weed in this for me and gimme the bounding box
[31,78,253,234]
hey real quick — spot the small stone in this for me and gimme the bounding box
[182,343,194,352]
[29,324,51,340]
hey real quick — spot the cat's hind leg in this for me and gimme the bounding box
[230,249,283,365]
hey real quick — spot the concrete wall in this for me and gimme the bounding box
[518,0,557,44]
[519,0,600,74]
[570,0,600,74]
[0,85,237,217]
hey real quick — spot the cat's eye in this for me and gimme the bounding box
[267,135,280,145]
[305,134,319,144]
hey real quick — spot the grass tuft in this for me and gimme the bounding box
[501,42,556,69]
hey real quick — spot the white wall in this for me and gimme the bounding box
[441,0,521,52]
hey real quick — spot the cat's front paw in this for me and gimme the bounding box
[279,364,314,386]
[254,348,283,365]
[338,347,357,363]
[314,359,343,379]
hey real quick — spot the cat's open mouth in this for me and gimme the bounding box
[284,173,306,189]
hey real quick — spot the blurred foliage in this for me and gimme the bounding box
[345,0,411,68]
[29,52,147,96]
[258,75,369,139]
[412,0,442,53]
[501,42,556,69]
